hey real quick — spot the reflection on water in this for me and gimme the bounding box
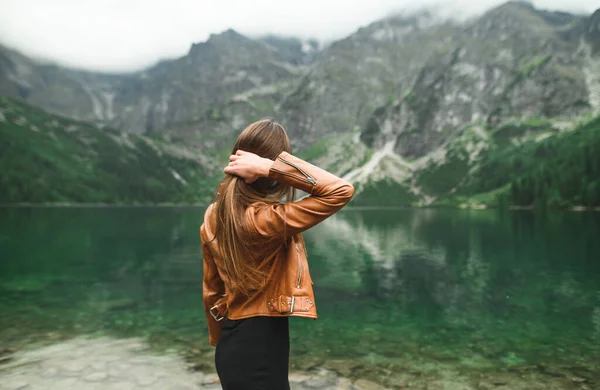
[300,209,600,371]
[1,207,599,382]
[0,207,205,349]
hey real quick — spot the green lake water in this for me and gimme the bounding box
[1,207,599,381]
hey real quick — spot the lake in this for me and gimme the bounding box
[1,207,599,388]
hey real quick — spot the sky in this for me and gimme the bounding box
[0,0,597,73]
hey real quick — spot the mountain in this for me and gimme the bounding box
[301,2,600,207]
[356,2,595,158]
[0,97,218,204]
[1,1,599,207]
[0,29,307,137]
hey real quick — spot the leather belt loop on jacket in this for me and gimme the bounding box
[268,295,314,314]
[210,299,227,322]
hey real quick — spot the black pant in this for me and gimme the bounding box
[215,316,290,390]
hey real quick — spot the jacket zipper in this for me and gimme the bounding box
[295,239,303,288]
[277,157,317,186]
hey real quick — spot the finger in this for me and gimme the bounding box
[236,150,247,156]
[229,154,239,162]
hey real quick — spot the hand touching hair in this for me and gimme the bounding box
[224,150,274,184]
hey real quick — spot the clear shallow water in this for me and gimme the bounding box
[1,207,599,383]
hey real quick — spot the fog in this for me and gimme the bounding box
[0,0,597,72]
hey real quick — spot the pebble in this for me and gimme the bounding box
[336,377,355,389]
[201,373,220,385]
[289,372,313,382]
[62,361,88,373]
[323,359,361,377]
[135,376,158,386]
[84,372,108,382]
[386,375,409,388]
[111,382,136,390]
[303,376,337,388]
[41,368,58,378]
[91,362,106,371]
[4,382,28,390]
[354,379,387,390]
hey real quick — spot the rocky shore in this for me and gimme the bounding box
[0,337,377,390]
[1,337,598,390]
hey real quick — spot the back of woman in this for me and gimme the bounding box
[200,119,354,389]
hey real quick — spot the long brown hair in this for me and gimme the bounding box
[213,119,294,295]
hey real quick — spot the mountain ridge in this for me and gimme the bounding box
[1,2,599,207]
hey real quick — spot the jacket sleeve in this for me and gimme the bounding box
[247,151,354,238]
[200,225,225,346]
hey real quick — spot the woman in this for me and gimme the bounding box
[200,119,354,389]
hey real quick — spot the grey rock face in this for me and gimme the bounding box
[0,2,598,161]
[587,9,600,55]
[280,11,456,144]
[362,2,597,159]
[0,46,124,125]
[0,29,304,138]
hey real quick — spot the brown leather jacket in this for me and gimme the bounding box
[200,151,354,345]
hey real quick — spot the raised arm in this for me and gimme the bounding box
[225,150,354,239]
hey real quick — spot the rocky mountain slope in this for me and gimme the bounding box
[0,97,218,204]
[318,4,598,163]
[1,1,599,206]
[0,30,313,138]
[297,2,600,207]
